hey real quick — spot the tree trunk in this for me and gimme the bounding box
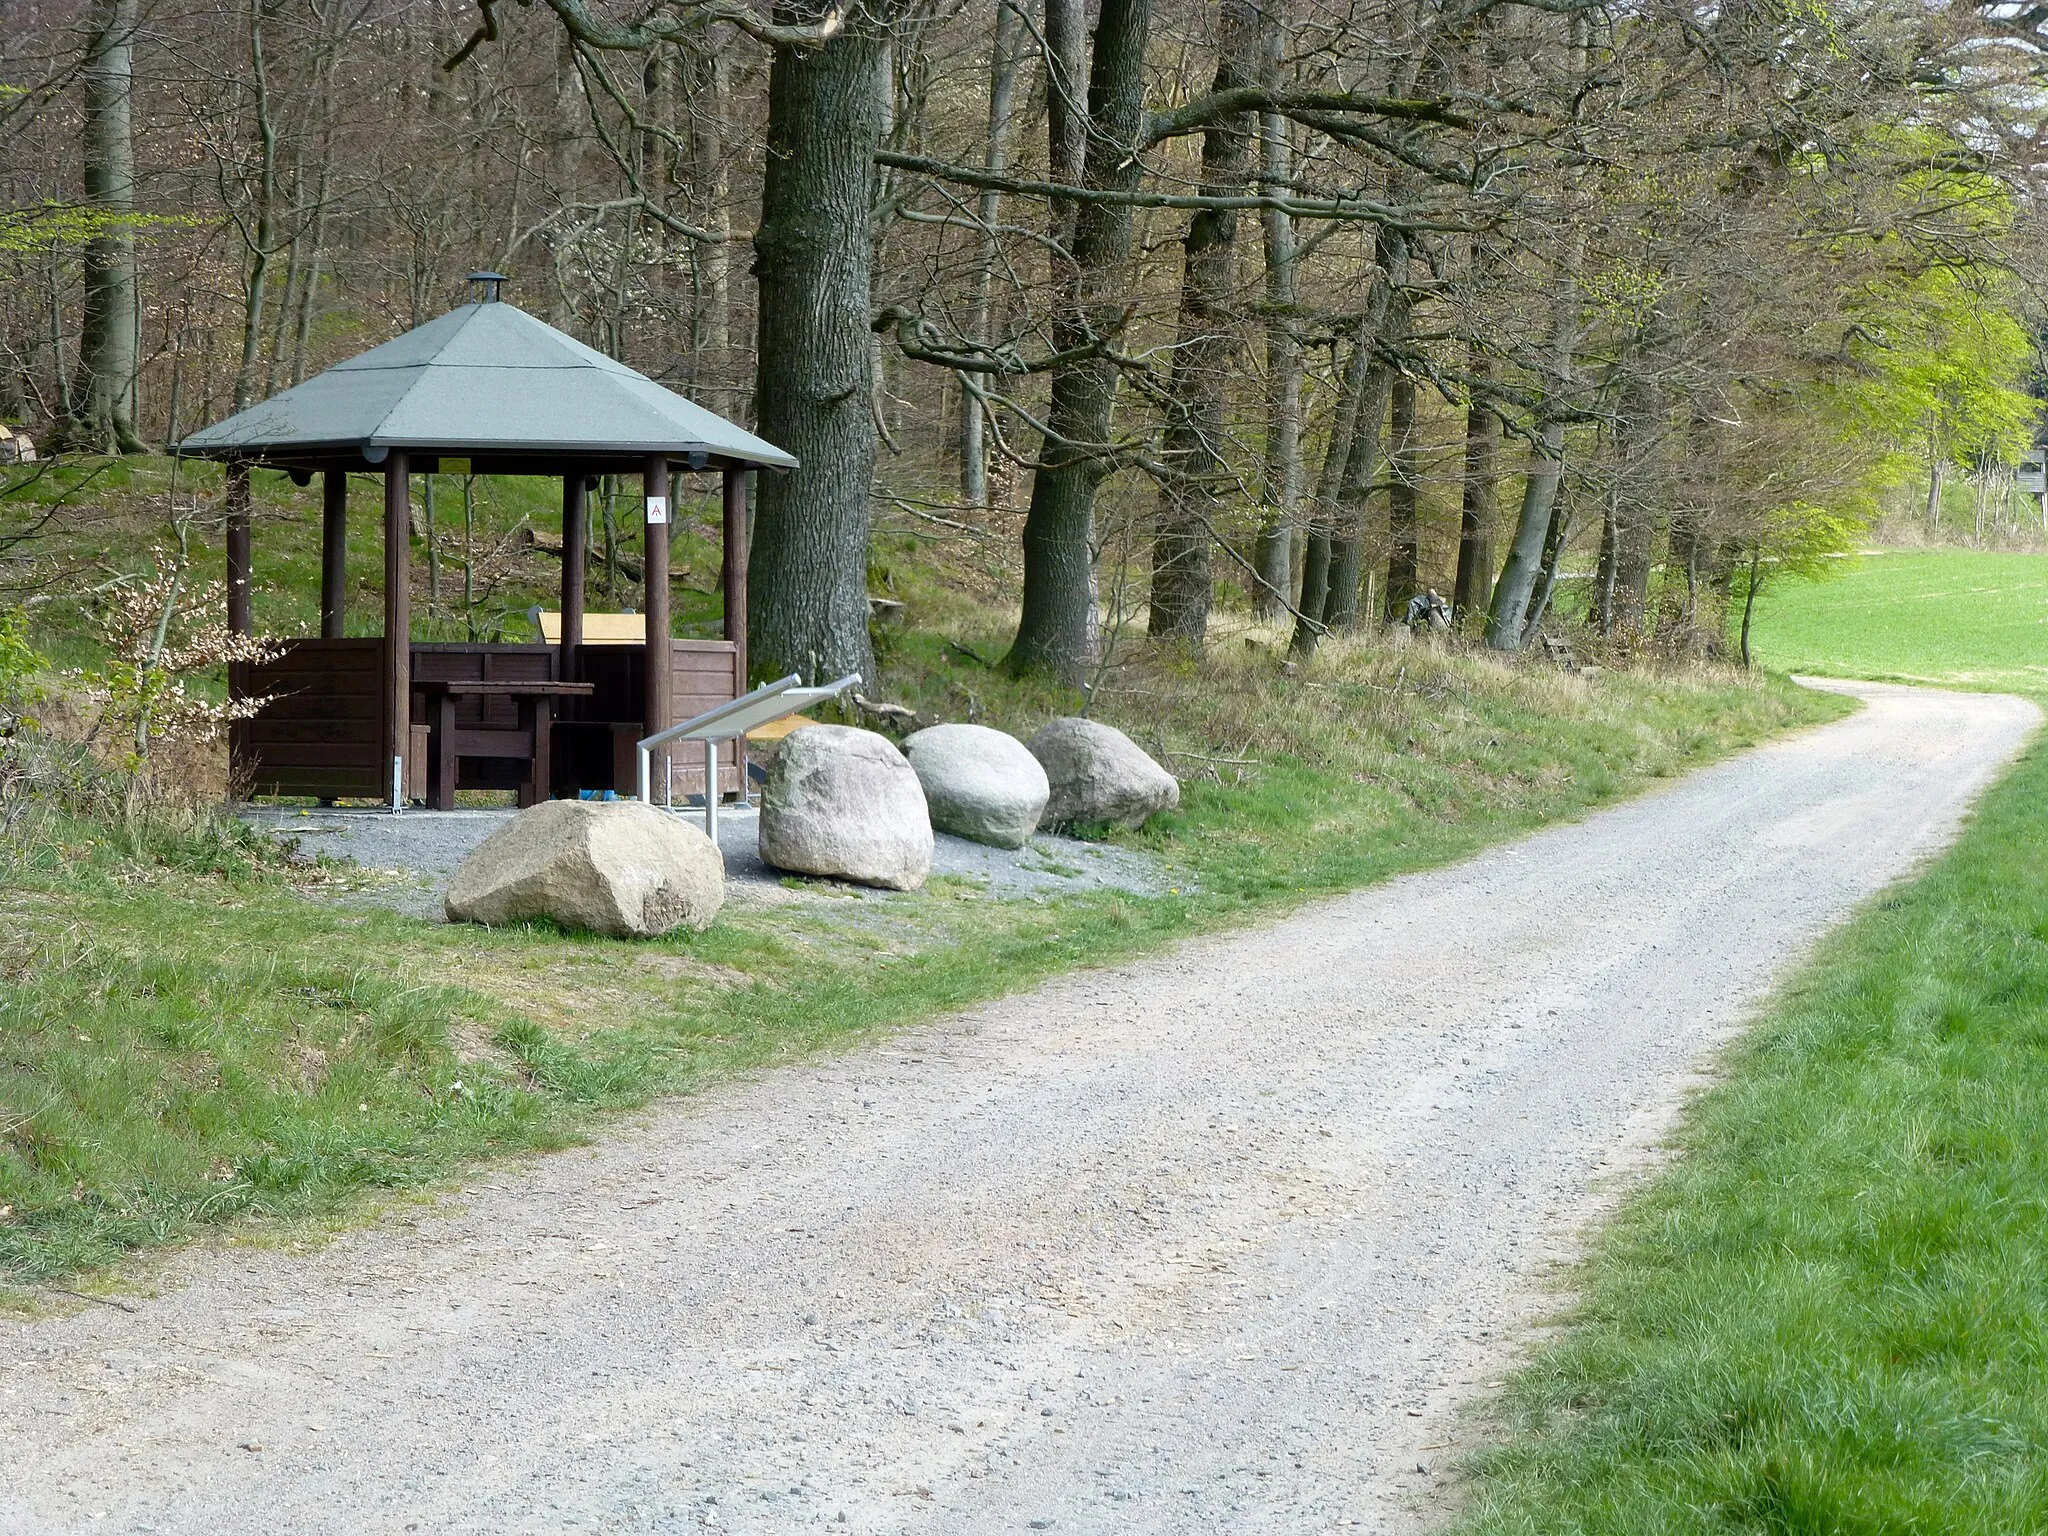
[1520,482,1571,638]
[1486,423,1565,649]
[231,0,280,413]
[1148,0,1258,644]
[1613,488,1654,632]
[1325,358,1395,630]
[1452,363,1498,626]
[1324,225,1407,629]
[1289,327,1373,655]
[1251,16,1301,621]
[1484,244,1579,651]
[682,42,734,408]
[290,23,338,392]
[747,21,889,684]
[1043,0,1090,249]
[1592,479,1617,633]
[1006,0,1151,682]
[1739,546,1760,666]
[1383,373,1418,621]
[68,0,146,454]
[959,0,1023,509]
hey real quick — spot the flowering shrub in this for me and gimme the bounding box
[72,553,280,769]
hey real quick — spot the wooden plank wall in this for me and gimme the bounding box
[668,640,744,798]
[230,639,383,798]
[232,638,744,803]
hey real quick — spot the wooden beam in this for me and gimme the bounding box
[320,470,348,638]
[722,467,748,678]
[225,461,252,636]
[560,474,586,690]
[383,451,411,810]
[643,456,672,801]
[722,466,750,802]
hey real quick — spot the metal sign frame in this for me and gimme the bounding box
[637,671,862,837]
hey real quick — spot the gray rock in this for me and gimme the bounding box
[445,799,724,937]
[759,725,933,890]
[902,723,1049,849]
[1027,718,1181,830]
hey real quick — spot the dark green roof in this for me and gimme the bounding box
[176,302,795,470]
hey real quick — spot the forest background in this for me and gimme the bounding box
[4,0,2048,700]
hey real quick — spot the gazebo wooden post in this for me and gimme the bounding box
[320,470,347,638]
[643,455,672,803]
[721,466,748,679]
[722,465,749,801]
[225,460,252,636]
[382,451,411,811]
[560,474,586,688]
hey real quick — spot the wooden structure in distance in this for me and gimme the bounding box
[176,276,795,809]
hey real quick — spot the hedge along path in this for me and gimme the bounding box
[0,680,2034,1536]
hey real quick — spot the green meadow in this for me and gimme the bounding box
[1747,547,2048,690]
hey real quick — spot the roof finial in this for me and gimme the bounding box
[468,271,508,304]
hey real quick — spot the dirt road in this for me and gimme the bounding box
[2,680,2034,1536]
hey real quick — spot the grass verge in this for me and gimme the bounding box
[0,643,1839,1295]
[1452,718,2048,1533]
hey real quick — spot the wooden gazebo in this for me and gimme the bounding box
[176,277,796,810]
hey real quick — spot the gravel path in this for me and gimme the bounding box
[3,680,2034,1536]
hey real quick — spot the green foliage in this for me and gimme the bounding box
[0,607,47,732]
[1454,730,2048,1536]
[1827,262,2038,487]
[0,204,191,255]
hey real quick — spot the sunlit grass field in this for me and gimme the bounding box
[1748,548,2048,689]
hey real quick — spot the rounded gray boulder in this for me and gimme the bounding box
[446,799,724,937]
[902,722,1049,850]
[759,724,934,890]
[1027,717,1181,830]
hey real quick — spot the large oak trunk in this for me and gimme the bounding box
[748,23,888,686]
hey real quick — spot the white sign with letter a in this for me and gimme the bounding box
[645,495,668,525]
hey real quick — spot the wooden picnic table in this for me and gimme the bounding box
[414,677,595,811]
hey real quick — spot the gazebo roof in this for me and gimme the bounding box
[175,299,796,473]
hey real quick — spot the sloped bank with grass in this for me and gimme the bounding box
[0,641,1843,1298]
[1453,714,2048,1533]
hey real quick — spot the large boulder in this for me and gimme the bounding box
[759,724,933,890]
[1028,718,1181,830]
[446,799,724,937]
[901,723,1048,850]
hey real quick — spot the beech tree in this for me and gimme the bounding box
[64,0,146,454]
